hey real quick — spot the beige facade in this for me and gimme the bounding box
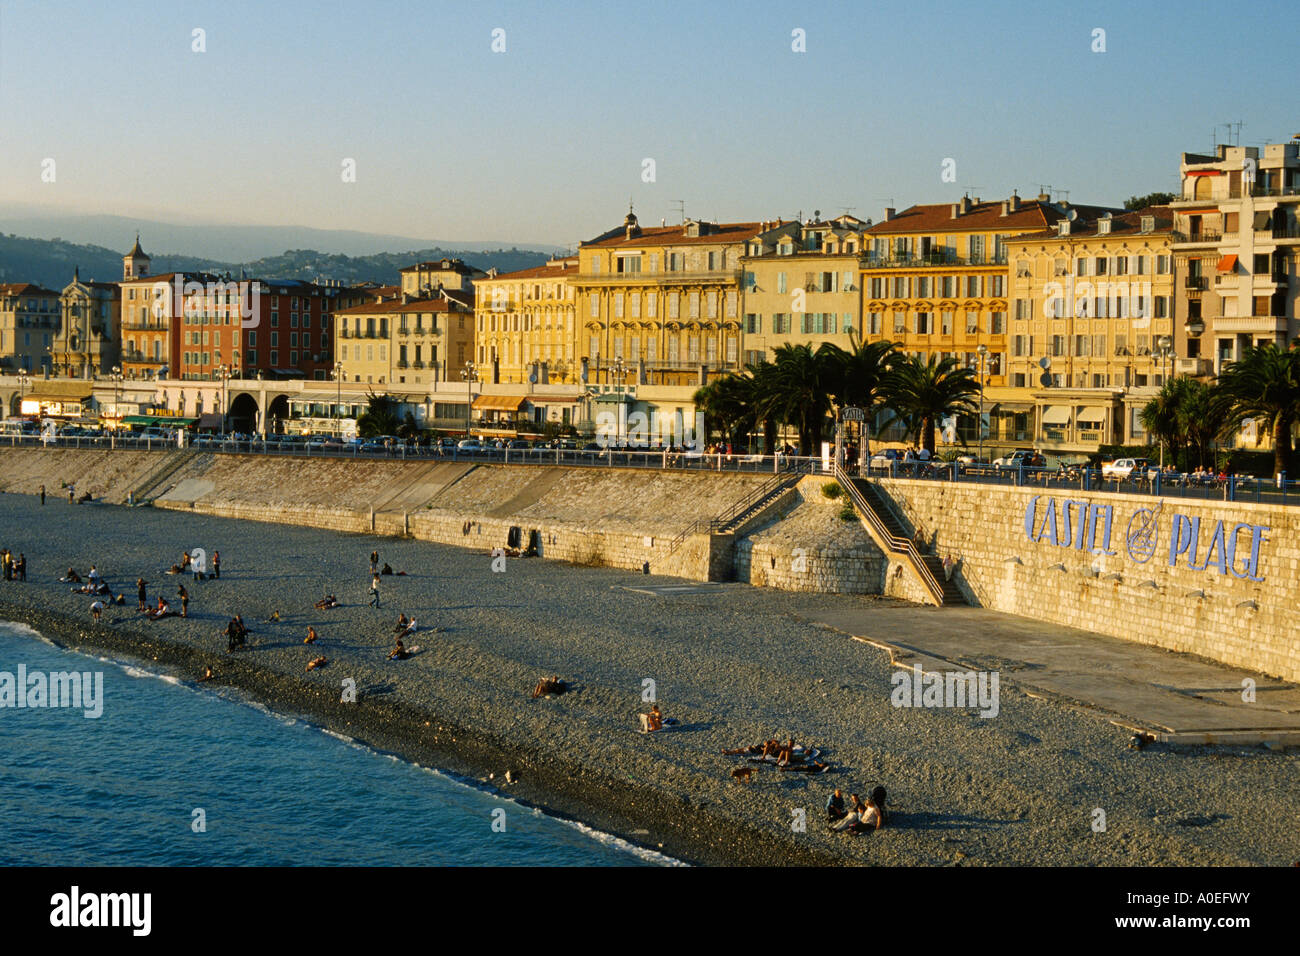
[572,213,756,387]
[474,257,579,384]
[1005,207,1179,452]
[0,283,60,373]
[334,294,474,387]
[1171,142,1300,375]
[399,258,484,298]
[738,216,866,363]
[51,270,121,378]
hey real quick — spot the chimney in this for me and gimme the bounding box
[951,203,961,219]
[1037,192,1050,203]
[961,196,973,214]
[883,207,895,222]
[1008,192,1020,213]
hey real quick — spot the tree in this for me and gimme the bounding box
[821,338,900,456]
[762,343,836,455]
[883,354,979,454]
[1214,343,1300,477]
[1139,378,1183,466]
[1124,192,1176,210]
[692,373,757,448]
[355,392,402,438]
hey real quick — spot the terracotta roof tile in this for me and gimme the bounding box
[580,221,764,249]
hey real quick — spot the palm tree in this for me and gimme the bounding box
[1140,378,1183,467]
[693,373,758,449]
[1214,343,1300,476]
[883,353,979,455]
[822,338,900,456]
[1176,377,1228,470]
[763,343,835,455]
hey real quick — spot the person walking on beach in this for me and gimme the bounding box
[137,578,148,612]
[212,550,220,579]
[68,484,75,505]
[39,485,45,506]
[368,575,381,608]
[178,584,189,618]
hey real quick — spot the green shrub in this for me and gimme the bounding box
[821,481,843,500]
[839,500,858,522]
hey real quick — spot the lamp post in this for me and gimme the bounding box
[461,361,478,437]
[108,366,123,447]
[1155,334,1174,470]
[976,343,988,462]
[610,357,629,445]
[333,361,344,434]
[17,369,30,417]
[216,364,231,435]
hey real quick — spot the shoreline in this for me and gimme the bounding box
[0,601,841,867]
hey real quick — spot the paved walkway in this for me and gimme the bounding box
[792,603,1300,745]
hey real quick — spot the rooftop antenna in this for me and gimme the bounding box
[670,200,685,224]
[837,205,857,218]
[963,186,986,199]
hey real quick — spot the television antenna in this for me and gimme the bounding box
[669,200,685,224]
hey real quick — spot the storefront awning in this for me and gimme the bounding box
[472,394,526,411]
[592,392,635,404]
[1041,406,1072,425]
[528,395,582,404]
[1217,254,1238,272]
[1075,406,1109,425]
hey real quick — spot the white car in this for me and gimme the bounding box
[1102,457,1152,478]
[456,438,482,450]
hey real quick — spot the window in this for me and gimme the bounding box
[966,311,979,334]
[916,312,931,334]
[777,272,787,294]
[745,313,761,334]
[916,276,932,298]
[1156,255,1171,274]
[941,311,953,335]
[990,312,1005,334]
[892,311,906,334]
[1051,335,1065,356]
[870,277,884,298]
[989,275,1005,296]
[868,312,882,335]
[590,296,600,318]
[1014,298,1032,320]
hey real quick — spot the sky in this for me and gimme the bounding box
[2,0,1298,247]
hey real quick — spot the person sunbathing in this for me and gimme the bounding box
[779,759,830,774]
[314,594,339,609]
[394,614,409,633]
[146,598,172,620]
[531,675,566,698]
[387,638,410,661]
[306,656,328,671]
[304,626,319,645]
[61,568,83,583]
[721,743,765,755]
[644,703,664,732]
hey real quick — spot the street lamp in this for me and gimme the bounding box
[333,361,345,431]
[17,369,30,417]
[216,364,231,435]
[1154,334,1174,469]
[108,366,123,447]
[610,357,629,445]
[461,361,478,437]
[976,343,988,462]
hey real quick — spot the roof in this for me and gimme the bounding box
[127,236,149,258]
[486,259,580,282]
[1004,206,1175,244]
[399,258,486,276]
[863,199,1121,236]
[119,271,224,286]
[580,220,764,250]
[334,296,471,316]
[0,283,59,297]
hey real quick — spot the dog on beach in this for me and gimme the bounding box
[731,767,756,783]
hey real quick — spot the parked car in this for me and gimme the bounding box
[456,438,482,450]
[993,449,1046,468]
[1101,457,1152,479]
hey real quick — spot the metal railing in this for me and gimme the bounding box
[834,465,945,605]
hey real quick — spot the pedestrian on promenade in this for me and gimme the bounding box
[137,578,147,611]
[212,550,220,579]
[368,576,381,608]
[178,584,189,618]
[40,485,45,506]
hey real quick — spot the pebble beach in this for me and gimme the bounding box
[1,492,1296,866]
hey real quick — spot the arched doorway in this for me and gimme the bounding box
[228,393,260,434]
[6,393,18,417]
[266,394,290,435]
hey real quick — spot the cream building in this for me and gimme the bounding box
[334,292,474,387]
[51,268,121,378]
[0,283,61,373]
[738,215,867,364]
[1005,206,1179,452]
[572,212,757,387]
[474,257,579,384]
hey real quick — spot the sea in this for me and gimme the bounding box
[0,621,675,866]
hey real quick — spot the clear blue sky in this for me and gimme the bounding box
[2,0,1296,245]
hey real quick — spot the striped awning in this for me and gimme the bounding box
[472,394,526,411]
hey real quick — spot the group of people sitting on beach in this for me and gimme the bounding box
[314,594,340,609]
[722,737,830,773]
[225,615,249,652]
[531,675,569,699]
[1,548,26,582]
[826,787,887,833]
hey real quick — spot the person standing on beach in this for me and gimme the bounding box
[40,485,46,506]
[178,584,189,618]
[90,600,104,624]
[137,578,148,611]
[16,554,26,582]
[1,549,10,581]
[212,550,220,579]
[368,575,381,608]
[68,485,75,505]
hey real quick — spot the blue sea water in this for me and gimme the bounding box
[0,622,674,866]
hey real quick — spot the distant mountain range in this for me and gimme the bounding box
[0,233,557,291]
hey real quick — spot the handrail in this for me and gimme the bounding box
[664,469,800,557]
[835,465,945,605]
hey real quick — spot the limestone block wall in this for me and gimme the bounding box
[876,477,1300,682]
[735,477,887,594]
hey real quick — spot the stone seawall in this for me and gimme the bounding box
[875,476,1300,683]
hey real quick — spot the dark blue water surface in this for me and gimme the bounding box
[0,622,673,866]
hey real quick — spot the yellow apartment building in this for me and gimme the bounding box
[334,293,474,386]
[1005,206,1179,453]
[572,212,758,386]
[738,215,867,364]
[399,258,485,298]
[474,256,579,384]
[0,283,61,374]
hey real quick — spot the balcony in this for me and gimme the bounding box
[1211,315,1290,334]
[1172,231,1223,245]
[122,321,169,331]
[396,360,408,369]
[1176,357,1213,376]
[572,269,743,286]
[862,253,1008,270]
[1185,276,1207,291]
[340,329,351,338]
[398,326,409,335]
